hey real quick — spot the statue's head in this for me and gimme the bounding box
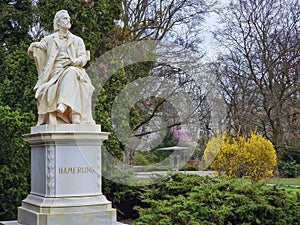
[53,10,71,31]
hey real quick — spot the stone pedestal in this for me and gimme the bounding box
[17,124,118,225]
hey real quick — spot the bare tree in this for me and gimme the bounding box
[88,0,221,166]
[211,0,300,155]
[121,0,217,44]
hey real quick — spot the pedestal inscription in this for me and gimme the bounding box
[17,124,118,225]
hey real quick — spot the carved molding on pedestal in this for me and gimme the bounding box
[47,145,56,196]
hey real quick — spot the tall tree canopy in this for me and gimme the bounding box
[210,0,300,160]
[0,0,33,51]
[0,0,36,112]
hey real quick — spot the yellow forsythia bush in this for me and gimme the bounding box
[204,132,277,181]
[203,136,222,168]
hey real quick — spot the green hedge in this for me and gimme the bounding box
[134,174,300,225]
[0,106,35,220]
[278,160,300,178]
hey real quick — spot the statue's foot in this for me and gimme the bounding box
[49,112,57,124]
[57,103,67,114]
[72,113,80,124]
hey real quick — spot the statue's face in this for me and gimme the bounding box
[58,12,71,30]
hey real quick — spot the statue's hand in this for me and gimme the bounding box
[72,58,82,67]
[28,42,47,52]
[62,58,82,68]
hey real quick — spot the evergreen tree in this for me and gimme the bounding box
[0,0,33,51]
[0,106,35,220]
[0,0,36,113]
[0,42,37,113]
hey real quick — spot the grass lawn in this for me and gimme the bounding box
[265,177,300,195]
[282,186,300,194]
[267,177,300,186]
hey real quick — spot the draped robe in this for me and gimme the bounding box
[28,32,95,125]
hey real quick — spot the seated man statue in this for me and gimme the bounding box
[28,10,95,125]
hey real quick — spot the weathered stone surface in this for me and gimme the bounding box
[17,124,118,225]
[28,10,95,125]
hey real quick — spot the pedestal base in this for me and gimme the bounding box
[15,124,119,225]
[18,194,117,225]
[0,222,20,225]
[1,221,126,225]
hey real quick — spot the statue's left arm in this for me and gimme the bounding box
[71,38,88,67]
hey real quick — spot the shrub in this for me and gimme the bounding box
[133,152,151,165]
[102,168,143,220]
[204,132,277,181]
[0,106,35,220]
[134,174,300,225]
[278,160,300,178]
[179,165,200,171]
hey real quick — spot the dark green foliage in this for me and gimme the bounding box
[0,106,35,220]
[278,160,300,178]
[0,1,37,114]
[149,149,175,164]
[102,175,143,220]
[132,152,151,166]
[134,174,300,225]
[0,1,36,221]
[179,165,200,171]
[0,42,38,113]
[131,130,178,166]
[124,62,156,82]
[0,0,33,51]
[278,142,300,165]
[132,149,176,166]
[139,173,213,201]
[95,67,129,159]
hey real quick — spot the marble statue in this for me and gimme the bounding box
[28,10,95,125]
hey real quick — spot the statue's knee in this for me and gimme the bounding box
[66,67,77,75]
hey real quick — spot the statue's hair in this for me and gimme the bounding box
[53,10,69,31]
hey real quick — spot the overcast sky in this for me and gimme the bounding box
[200,0,229,60]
